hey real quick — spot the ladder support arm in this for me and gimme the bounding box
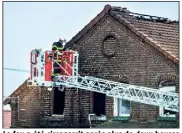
[53,75,179,112]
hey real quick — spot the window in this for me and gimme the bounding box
[159,81,176,117]
[102,35,117,57]
[52,87,65,115]
[114,79,130,117]
[114,98,130,116]
[93,92,105,116]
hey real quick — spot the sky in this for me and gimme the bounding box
[3,2,179,97]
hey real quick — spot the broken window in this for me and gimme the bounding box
[159,81,176,117]
[93,92,105,116]
[52,87,65,115]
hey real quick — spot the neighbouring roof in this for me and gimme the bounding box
[65,4,179,64]
[3,110,11,128]
[3,79,29,105]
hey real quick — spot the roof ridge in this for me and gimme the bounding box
[111,6,179,24]
[109,10,178,64]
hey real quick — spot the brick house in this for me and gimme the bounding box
[4,4,179,128]
[3,105,11,128]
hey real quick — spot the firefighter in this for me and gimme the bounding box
[52,38,64,52]
[52,38,64,80]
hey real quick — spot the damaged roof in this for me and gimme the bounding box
[65,4,179,64]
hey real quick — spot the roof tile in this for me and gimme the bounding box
[109,7,179,64]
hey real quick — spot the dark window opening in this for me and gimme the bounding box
[53,87,65,115]
[93,92,105,116]
[164,109,176,115]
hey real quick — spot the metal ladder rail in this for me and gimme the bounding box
[83,76,179,112]
[54,75,179,112]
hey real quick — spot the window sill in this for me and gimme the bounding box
[89,114,107,121]
[52,114,64,116]
[157,116,176,121]
[97,116,107,121]
[112,116,130,121]
[42,115,65,121]
[51,114,64,118]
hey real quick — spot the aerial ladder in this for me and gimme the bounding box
[27,49,179,112]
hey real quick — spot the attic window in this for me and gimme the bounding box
[102,35,117,57]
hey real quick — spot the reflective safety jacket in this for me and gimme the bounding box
[52,41,64,51]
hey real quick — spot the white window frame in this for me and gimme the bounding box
[114,98,130,117]
[159,86,176,118]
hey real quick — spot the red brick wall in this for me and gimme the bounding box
[3,110,11,128]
